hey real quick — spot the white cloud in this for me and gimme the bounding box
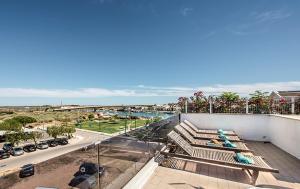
[0,81,299,98]
[195,81,300,95]
[229,9,292,36]
[251,10,292,23]
[0,88,136,98]
[180,7,193,16]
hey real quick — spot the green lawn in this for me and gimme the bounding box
[77,119,148,134]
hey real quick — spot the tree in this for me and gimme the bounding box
[5,131,24,146]
[63,125,76,139]
[216,92,241,113]
[190,91,209,113]
[47,126,61,139]
[12,116,37,127]
[177,97,188,112]
[249,90,270,113]
[0,119,22,132]
[28,131,43,145]
[219,92,239,103]
[88,114,95,120]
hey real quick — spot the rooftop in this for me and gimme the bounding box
[136,113,300,189]
[144,141,300,189]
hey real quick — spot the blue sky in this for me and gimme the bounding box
[0,0,299,105]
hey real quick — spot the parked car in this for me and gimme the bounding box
[3,143,13,152]
[37,141,49,150]
[79,162,105,176]
[19,164,34,178]
[55,138,68,145]
[0,149,10,159]
[23,144,37,152]
[46,139,58,147]
[11,147,24,156]
[68,174,97,189]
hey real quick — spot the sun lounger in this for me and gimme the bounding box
[180,122,241,142]
[174,125,251,152]
[162,131,279,185]
[184,120,237,136]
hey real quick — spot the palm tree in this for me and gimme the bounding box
[218,92,240,113]
[190,91,209,113]
[249,90,270,113]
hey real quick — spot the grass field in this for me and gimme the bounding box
[78,119,148,134]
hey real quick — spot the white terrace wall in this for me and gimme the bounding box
[268,115,300,160]
[180,113,300,159]
[181,114,271,141]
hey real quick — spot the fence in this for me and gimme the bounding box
[182,97,300,115]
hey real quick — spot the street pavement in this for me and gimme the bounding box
[0,129,110,174]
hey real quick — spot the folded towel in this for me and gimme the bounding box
[207,141,216,146]
[211,139,221,144]
[218,133,229,140]
[235,153,254,164]
[223,140,237,148]
[207,139,221,146]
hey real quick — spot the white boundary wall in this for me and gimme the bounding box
[181,113,300,159]
[123,157,158,189]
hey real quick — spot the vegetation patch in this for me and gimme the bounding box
[77,119,148,134]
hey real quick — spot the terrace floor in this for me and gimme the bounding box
[143,141,300,189]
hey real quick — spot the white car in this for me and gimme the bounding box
[11,147,24,156]
[37,142,49,150]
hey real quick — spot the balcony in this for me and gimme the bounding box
[140,113,300,189]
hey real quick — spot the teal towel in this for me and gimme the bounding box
[235,153,254,164]
[218,129,227,134]
[218,133,228,140]
[218,129,224,134]
[223,140,237,148]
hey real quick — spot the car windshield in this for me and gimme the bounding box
[14,147,22,151]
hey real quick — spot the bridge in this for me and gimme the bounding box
[52,105,157,112]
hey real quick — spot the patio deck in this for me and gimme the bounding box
[143,141,300,189]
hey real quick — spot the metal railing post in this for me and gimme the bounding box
[209,101,212,114]
[185,100,188,114]
[291,97,295,114]
[246,98,249,114]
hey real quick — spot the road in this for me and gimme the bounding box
[0,129,110,174]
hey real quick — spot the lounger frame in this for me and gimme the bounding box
[181,122,242,142]
[174,125,251,152]
[184,120,237,136]
[161,131,279,185]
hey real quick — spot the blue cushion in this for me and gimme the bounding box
[218,129,224,134]
[235,153,254,164]
[218,129,227,134]
[218,133,229,140]
[223,140,237,148]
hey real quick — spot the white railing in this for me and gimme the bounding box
[182,97,299,115]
